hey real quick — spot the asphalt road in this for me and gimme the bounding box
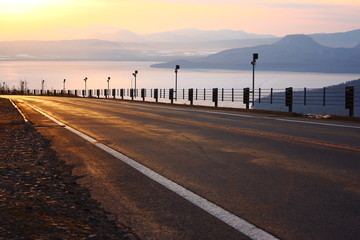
[5,96,360,240]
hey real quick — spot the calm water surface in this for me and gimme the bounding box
[1,61,359,90]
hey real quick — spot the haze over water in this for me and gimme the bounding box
[1,61,359,91]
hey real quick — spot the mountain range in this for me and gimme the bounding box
[1,28,360,73]
[152,33,360,73]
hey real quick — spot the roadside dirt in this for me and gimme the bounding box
[0,97,139,239]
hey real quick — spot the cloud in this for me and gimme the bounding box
[264,3,341,9]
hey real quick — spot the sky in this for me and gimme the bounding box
[0,0,359,41]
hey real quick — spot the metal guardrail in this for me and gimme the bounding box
[1,86,358,117]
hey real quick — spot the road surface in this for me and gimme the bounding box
[5,96,360,240]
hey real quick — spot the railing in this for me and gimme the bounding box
[1,86,359,117]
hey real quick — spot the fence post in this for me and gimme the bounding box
[188,88,194,105]
[154,88,159,102]
[285,87,293,112]
[232,88,234,102]
[270,88,273,104]
[120,89,124,99]
[141,88,146,101]
[345,86,354,117]
[323,87,326,106]
[169,88,174,104]
[304,87,307,105]
[212,88,218,107]
[243,88,250,109]
[258,88,261,103]
[130,89,134,100]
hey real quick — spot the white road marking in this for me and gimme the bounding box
[101,100,360,129]
[9,99,29,123]
[270,118,360,129]
[25,102,279,240]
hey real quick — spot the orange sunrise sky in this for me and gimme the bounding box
[0,0,359,40]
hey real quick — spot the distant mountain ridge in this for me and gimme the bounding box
[141,28,276,42]
[1,28,360,72]
[152,34,360,73]
[0,40,137,61]
[310,29,360,48]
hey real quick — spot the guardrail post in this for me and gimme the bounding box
[345,86,354,117]
[243,88,250,109]
[154,88,159,102]
[188,88,194,105]
[258,88,261,103]
[141,88,146,101]
[169,88,174,104]
[130,89,134,100]
[212,88,218,107]
[285,87,293,112]
[120,89,124,99]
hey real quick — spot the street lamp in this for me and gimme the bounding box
[84,77,88,97]
[175,65,180,100]
[251,53,258,106]
[107,77,110,98]
[132,70,138,97]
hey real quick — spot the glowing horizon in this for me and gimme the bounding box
[0,0,359,41]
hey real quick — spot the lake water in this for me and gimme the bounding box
[1,61,359,91]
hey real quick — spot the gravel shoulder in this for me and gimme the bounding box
[0,97,139,239]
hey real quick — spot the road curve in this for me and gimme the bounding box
[5,96,360,240]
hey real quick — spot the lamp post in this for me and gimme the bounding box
[175,65,180,100]
[132,70,138,97]
[84,77,87,97]
[251,53,258,106]
[107,77,110,98]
